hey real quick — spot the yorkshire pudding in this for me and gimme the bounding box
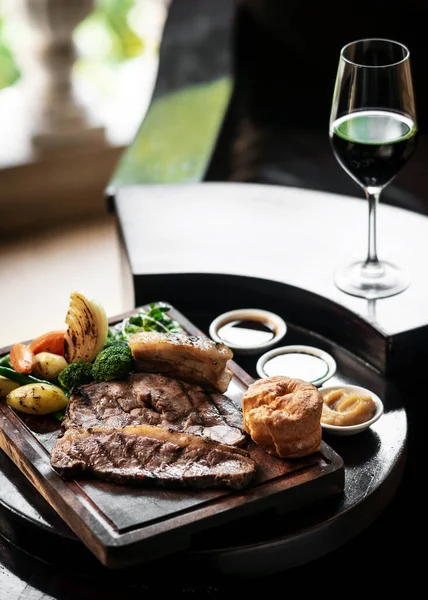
[242,375,323,458]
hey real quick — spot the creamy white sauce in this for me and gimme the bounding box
[263,353,328,382]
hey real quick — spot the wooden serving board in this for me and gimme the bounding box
[0,304,345,569]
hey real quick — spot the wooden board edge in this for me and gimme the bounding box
[0,403,115,566]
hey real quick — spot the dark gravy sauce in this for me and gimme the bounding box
[217,319,276,347]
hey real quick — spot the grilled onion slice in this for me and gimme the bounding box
[64,291,108,363]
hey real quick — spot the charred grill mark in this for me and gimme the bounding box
[114,394,126,414]
[145,389,162,414]
[210,392,244,422]
[177,379,199,419]
[80,388,94,407]
[112,392,131,417]
[77,434,103,472]
[141,436,164,468]
[201,388,222,418]
[93,392,109,422]
[81,298,94,336]
[178,380,227,428]
[90,430,129,470]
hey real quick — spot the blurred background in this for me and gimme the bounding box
[0,0,170,347]
[0,0,169,231]
[1,0,427,346]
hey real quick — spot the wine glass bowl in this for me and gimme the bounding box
[329,38,418,299]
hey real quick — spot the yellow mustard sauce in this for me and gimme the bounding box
[321,388,377,426]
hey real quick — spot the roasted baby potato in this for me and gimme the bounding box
[6,383,68,415]
[32,352,68,381]
[0,376,21,398]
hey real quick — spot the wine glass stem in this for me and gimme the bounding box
[364,189,381,269]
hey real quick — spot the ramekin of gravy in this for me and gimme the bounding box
[209,308,287,355]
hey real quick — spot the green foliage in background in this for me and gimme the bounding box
[76,0,145,62]
[0,0,145,91]
[112,77,233,186]
[0,16,20,90]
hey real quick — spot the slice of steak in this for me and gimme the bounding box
[62,373,246,446]
[50,425,256,490]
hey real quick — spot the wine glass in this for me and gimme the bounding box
[329,38,418,299]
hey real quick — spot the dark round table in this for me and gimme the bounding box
[1,182,426,597]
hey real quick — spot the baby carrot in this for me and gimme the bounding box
[29,330,66,356]
[10,343,35,374]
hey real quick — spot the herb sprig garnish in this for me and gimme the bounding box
[107,302,183,342]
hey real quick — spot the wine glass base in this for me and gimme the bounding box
[334,260,410,300]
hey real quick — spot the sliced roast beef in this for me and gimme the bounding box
[62,373,246,446]
[50,425,256,490]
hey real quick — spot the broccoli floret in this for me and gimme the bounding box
[58,361,94,391]
[91,343,133,382]
[103,338,129,349]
